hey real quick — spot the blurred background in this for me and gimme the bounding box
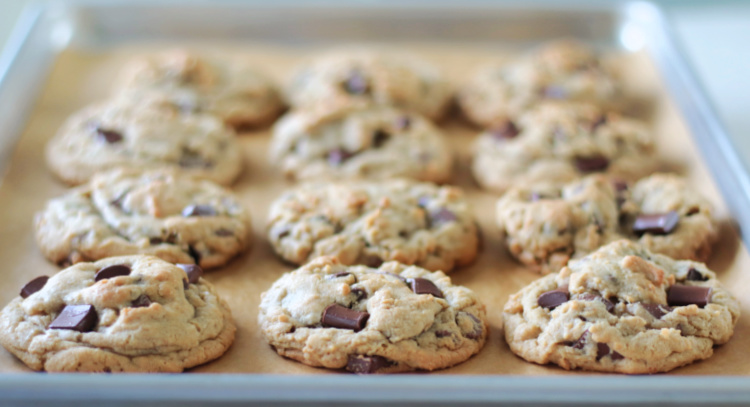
[0,0,748,158]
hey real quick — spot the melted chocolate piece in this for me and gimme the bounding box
[667,284,711,307]
[456,311,484,340]
[633,211,680,235]
[596,342,610,360]
[177,263,203,284]
[372,130,390,148]
[131,295,152,308]
[20,276,49,299]
[640,303,672,319]
[538,288,570,309]
[215,228,234,237]
[95,127,123,144]
[575,155,610,172]
[49,304,97,332]
[346,355,392,374]
[409,278,443,298]
[351,287,368,301]
[577,293,614,313]
[94,265,131,282]
[686,268,708,281]
[321,304,369,331]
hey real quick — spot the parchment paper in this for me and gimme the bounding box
[0,44,747,375]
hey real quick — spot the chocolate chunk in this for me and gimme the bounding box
[537,288,570,309]
[131,295,152,308]
[435,330,452,338]
[49,304,97,332]
[456,311,484,340]
[177,263,203,284]
[182,204,216,217]
[568,330,588,350]
[686,268,708,281]
[641,303,672,319]
[544,86,568,99]
[575,155,610,172]
[372,130,390,148]
[428,208,457,226]
[346,355,392,374]
[409,278,444,298]
[20,276,49,298]
[215,228,234,237]
[667,284,711,307]
[577,293,614,313]
[94,264,131,282]
[333,272,351,278]
[95,127,123,144]
[611,351,625,360]
[490,121,519,140]
[633,211,679,235]
[364,255,383,268]
[596,342,610,360]
[149,237,164,245]
[322,304,369,331]
[343,70,370,95]
[394,116,411,131]
[327,148,354,166]
[351,288,367,301]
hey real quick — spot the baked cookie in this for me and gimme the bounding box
[259,257,488,373]
[267,179,478,272]
[497,173,717,274]
[286,50,452,121]
[503,240,739,374]
[270,104,452,183]
[472,101,656,193]
[34,168,252,270]
[46,96,242,186]
[0,256,236,372]
[116,49,284,128]
[459,39,619,128]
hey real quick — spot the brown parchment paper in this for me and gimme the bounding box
[0,43,748,376]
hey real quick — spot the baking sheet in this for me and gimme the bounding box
[0,43,748,377]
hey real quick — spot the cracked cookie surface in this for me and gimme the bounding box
[472,101,656,193]
[267,179,478,272]
[459,39,619,128]
[0,255,236,372]
[286,50,452,121]
[34,168,252,269]
[259,257,488,373]
[45,96,242,186]
[116,49,283,128]
[497,173,718,274]
[270,104,452,183]
[503,240,739,374]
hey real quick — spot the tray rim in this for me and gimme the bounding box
[1,0,750,405]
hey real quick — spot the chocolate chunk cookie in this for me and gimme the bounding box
[459,39,619,128]
[503,240,739,374]
[0,256,236,372]
[497,174,717,274]
[268,179,478,272]
[45,96,243,186]
[472,101,656,193]
[270,104,452,183]
[259,257,488,373]
[35,168,252,269]
[286,50,452,121]
[116,49,283,128]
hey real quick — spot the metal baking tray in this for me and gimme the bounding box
[1,0,750,405]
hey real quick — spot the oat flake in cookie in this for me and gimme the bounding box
[270,104,452,183]
[259,257,488,373]
[497,173,718,274]
[0,256,236,372]
[472,101,656,193]
[45,96,242,186]
[34,168,252,269]
[116,49,284,129]
[267,179,478,272]
[286,50,452,121]
[503,240,739,374]
[459,39,619,128]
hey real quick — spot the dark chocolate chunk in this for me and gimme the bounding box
[149,237,164,245]
[343,70,370,95]
[596,342,610,360]
[456,311,484,340]
[182,204,216,217]
[327,148,355,166]
[569,330,588,350]
[537,288,570,310]
[94,264,131,282]
[409,278,444,298]
[49,304,97,332]
[435,330,452,338]
[351,287,367,301]
[95,127,123,144]
[633,211,679,235]
[20,276,49,298]
[372,130,390,148]
[686,268,708,281]
[575,155,610,172]
[333,272,351,278]
[364,255,383,268]
[215,228,234,237]
[611,351,625,360]
[641,303,672,319]
[667,284,711,307]
[177,263,203,284]
[322,304,369,331]
[131,295,152,308]
[428,208,457,226]
[577,293,614,313]
[394,116,411,131]
[490,121,519,140]
[346,355,392,374]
